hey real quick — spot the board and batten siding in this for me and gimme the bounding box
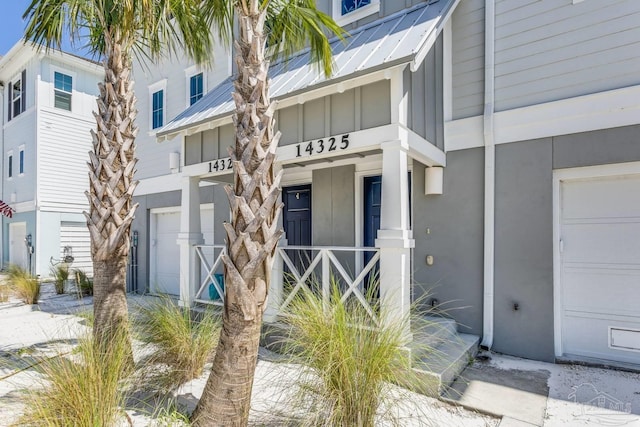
[494,0,640,111]
[451,0,485,120]
[184,80,391,166]
[38,109,94,213]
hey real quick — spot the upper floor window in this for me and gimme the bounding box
[7,152,13,179]
[342,0,371,15]
[19,148,24,175]
[333,0,379,25]
[54,72,73,111]
[189,73,204,106]
[152,90,164,129]
[7,70,26,121]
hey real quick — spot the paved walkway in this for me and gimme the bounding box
[447,352,640,426]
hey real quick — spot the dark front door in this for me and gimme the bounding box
[282,185,312,277]
[363,175,382,291]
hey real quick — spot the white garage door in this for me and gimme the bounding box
[60,222,93,276]
[150,206,214,296]
[560,174,640,364]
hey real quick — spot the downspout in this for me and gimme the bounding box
[481,0,496,350]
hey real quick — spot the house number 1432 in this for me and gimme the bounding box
[295,134,350,157]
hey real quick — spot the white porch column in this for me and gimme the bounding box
[177,176,203,307]
[376,140,414,332]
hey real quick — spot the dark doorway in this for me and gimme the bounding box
[282,184,312,278]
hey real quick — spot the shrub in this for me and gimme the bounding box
[50,264,69,295]
[282,279,420,427]
[136,297,220,390]
[7,264,40,305]
[19,327,132,426]
[74,269,93,296]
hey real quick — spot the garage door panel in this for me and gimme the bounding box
[562,175,640,219]
[563,315,640,364]
[562,222,640,265]
[560,173,640,365]
[563,269,640,316]
[151,207,214,296]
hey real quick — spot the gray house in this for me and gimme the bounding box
[132,0,640,368]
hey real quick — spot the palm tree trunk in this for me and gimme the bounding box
[86,34,139,349]
[192,1,283,425]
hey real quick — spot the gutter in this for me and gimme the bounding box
[481,0,496,350]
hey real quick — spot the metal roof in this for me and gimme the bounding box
[158,0,457,138]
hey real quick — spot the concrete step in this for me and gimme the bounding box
[413,315,459,348]
[411,332,480,396]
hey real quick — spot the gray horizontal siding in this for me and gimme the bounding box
[452,0,485,119]
[495,0,640,111]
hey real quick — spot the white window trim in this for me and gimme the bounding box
[18,145,25,177]
[10,72,24,119]
[148,79,167,135]
[50,66,76,112]
[7,150,14,180]
[332,0,380,26]
[184,65,206,108]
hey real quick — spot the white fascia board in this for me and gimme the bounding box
[445,84,640,151]
[410,0,462,72]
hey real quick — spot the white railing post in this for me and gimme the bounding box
[265,248,284,323]
[377,140,414,340]
[322,249,331,312]
[177,176,203,307]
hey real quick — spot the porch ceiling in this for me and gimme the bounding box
[157,0,459,140]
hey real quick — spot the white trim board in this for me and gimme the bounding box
[445,84,640,151]
[552,161,640,358]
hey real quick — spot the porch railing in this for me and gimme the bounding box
[191,244,381,322]
[274,246,381,323]
[194,244,226,306]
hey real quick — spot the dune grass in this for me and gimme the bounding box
[136,297,221,391]
[281,279,421,427]
[19,327,132,426]
[49,264,69,295]
[7,264,40,305]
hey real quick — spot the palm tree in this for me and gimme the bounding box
[191,1,342,425]
[23,0,215,348]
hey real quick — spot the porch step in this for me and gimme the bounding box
[414,315,459,348]
[411,332,480,396]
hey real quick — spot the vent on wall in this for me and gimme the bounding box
[609,327,640,352]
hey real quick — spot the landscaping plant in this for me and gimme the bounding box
[50,264,69,294]
[136,297,221,390]
[282,280,420,427]
[74,269,94,296]
[19,326,132,426]
[7,264,40,305]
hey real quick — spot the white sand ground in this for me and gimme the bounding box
[4,284,640,426]
[0,285,496,426]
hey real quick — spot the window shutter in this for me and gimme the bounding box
[21,70,26,113]
[7,81,11,121]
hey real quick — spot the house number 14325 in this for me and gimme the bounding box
[295,134,350,157]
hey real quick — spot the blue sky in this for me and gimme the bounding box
[0,1,88,57]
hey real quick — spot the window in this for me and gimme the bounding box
[54,72,72,111]
[333,0,379,24]
[7,153,13,179]
[152,90,164,129]
[342,0,371,15]
[189,73,204,106]
[7,70,26,121]
[19,148,24,175]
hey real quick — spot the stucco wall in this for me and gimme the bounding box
[412,149,484,336]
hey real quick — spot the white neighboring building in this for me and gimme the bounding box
[0,41,102,277]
